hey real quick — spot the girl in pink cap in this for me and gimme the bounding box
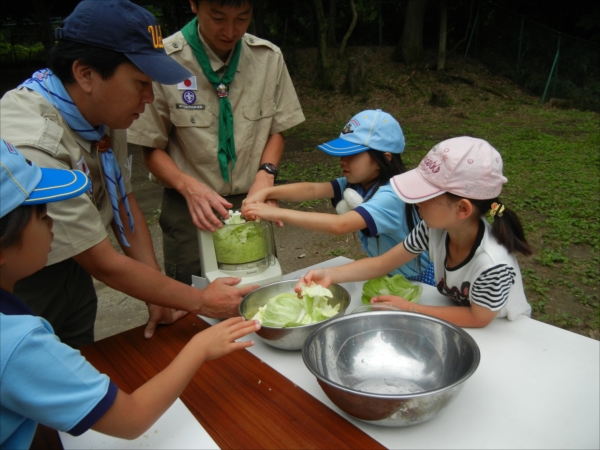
[297,136,532,328]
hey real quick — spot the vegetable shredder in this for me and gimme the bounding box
[194,214,282,288]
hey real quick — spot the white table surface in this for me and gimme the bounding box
[63,256,599,449]
[206,256,600,450]
[59,398,218,450]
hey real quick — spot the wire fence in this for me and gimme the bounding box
[465,3,600,111]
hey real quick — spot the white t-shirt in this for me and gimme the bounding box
[403,219,531,320]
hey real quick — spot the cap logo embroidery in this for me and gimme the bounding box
[341,119,360,134]
[422,155,442,173]
[148,25,164,49]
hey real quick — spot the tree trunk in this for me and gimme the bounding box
[31,0,54,55]
[449,0,475,55]
[392,0,429,64]
[437,0,448,70]
[339,0,358,58]
[327,0,337,47]
[252,0,264,37]
[312,0,331,87]
[345,49,372,95]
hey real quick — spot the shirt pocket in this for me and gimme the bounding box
[240,98,275,157]
[170,107,215,128]
[169,108,217,165]
[242,97,275,121]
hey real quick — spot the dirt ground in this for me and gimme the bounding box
[94,143,364,340]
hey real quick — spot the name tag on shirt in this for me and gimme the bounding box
[177,76,197,90]
[176,104,206,110]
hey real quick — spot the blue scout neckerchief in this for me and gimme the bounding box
[19,69,135,247]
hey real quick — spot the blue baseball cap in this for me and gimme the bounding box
[55,0,191,85]
[0,140,90,219]
[317,109,405,156]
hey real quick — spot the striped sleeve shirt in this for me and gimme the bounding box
[402,220,525,315]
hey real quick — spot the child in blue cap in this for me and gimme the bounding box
[242,109,433,284]
[0,140,260,448]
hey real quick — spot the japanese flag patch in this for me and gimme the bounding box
[177,76,197,90]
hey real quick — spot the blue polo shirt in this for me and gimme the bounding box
[0,288,118,450]
[331,178,431,279]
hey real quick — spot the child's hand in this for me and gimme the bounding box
[195,317,260,361]
[243,190,268,205]
[241,192,268,220]
[371,295,415,311]
[295,270,333,293]
[242,202,280,222]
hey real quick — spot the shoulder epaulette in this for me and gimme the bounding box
[242,33,281,55]
[164,32,187,56]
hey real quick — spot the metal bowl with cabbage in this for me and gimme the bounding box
[239,280,350,350]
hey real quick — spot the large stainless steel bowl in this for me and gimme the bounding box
[302,311,480,426]
[239,279,350,351]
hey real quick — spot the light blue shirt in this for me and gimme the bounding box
[331,178,430,279]
[1,289,117,450]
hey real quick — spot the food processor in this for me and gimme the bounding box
[192,212,282,289]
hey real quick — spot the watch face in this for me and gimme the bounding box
[260,163,278,176]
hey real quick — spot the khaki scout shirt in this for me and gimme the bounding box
[128,30,305,196]
[0,88,133,265]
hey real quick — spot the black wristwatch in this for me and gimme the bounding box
[258,163,278,180]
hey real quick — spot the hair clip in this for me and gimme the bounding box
[490,202,505,217]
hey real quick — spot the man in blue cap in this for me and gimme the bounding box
[0,0,257,348]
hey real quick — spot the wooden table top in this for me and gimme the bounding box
[32,314,385,449]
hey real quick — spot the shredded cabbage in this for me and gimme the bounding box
[361,274,423,304]
[251,283,340,327]
[213,211,265,264]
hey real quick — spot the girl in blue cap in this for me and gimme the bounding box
[0,140,259,448]
[242,109,433,284]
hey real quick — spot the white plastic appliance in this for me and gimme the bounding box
[192,218,282,289]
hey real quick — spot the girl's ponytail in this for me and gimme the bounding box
[448,195,533,256]
[489,201,533,256]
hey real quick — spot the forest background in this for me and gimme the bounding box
[1,0,598,340]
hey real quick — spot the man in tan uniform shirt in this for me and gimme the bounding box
[0,0,256,347]
[128,0,305,285]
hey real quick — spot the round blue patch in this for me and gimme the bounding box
[182,90,196,105]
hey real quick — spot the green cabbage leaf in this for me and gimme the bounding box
[361,274,423,304]
[251,283,340,327]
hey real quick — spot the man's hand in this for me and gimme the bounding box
[196,277,259,318]
[144,304,189,339]
[182,178,232,231]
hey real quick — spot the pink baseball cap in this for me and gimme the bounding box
[391,137,507,203]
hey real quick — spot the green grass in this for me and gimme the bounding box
[282,47,600,339]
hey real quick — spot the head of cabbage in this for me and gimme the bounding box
[361,274,422,304]
[251,283,340,327]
